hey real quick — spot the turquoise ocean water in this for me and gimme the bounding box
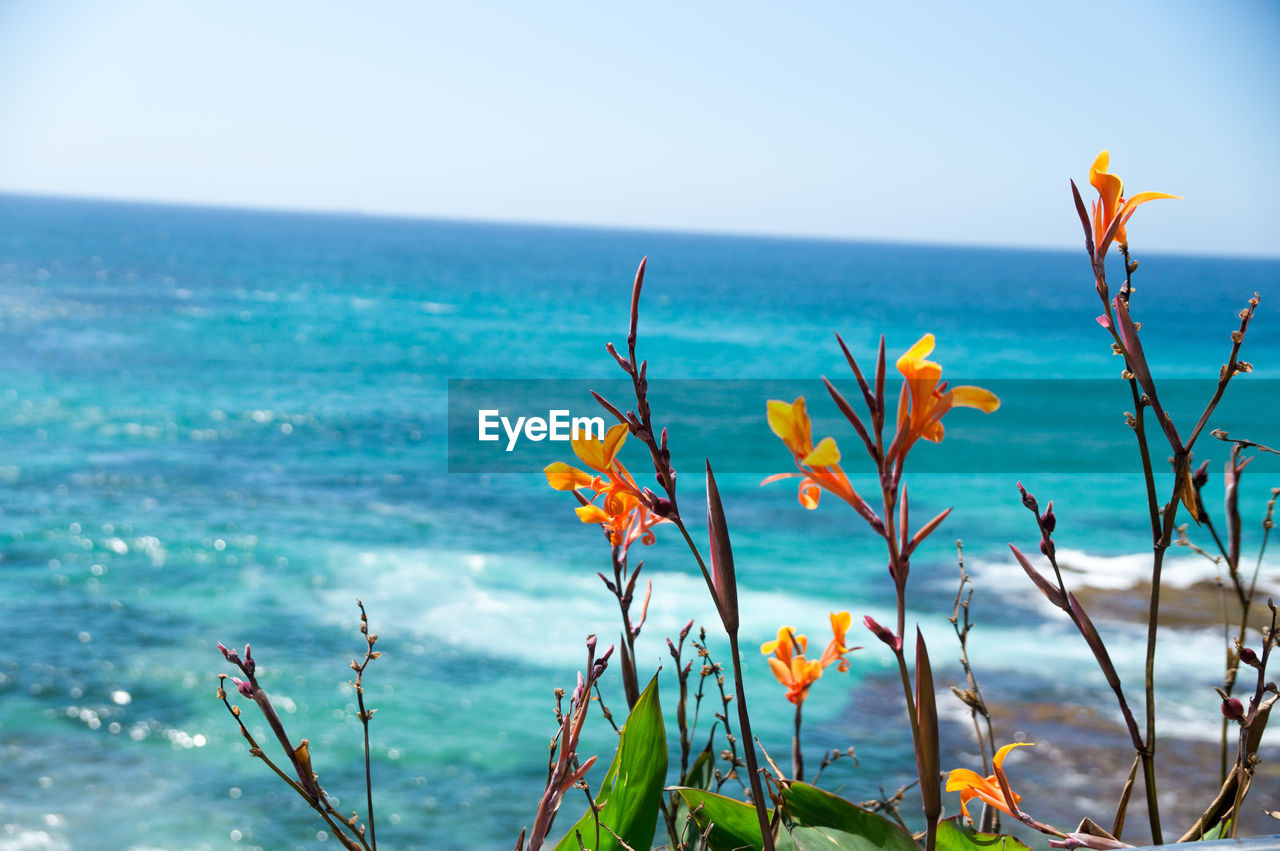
[1,194,1278,849]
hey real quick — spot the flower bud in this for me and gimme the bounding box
[1192,460,1210,490]
[1041,502,1056,534]
[1240,647,1259,667]
[650,496,676,518]
[1222,697,1245,721]
[1017,481,1039,513]
[864,615,901,652]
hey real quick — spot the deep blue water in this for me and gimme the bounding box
[1,194,1277,849]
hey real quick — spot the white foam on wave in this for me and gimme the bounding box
[310,543,1255,743]
[0,828,70,851]
[968,545,1280,603]
[309,543,1227,679]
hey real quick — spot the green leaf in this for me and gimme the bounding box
[675,788,773,851]
[553,675,666,851]
[1201,819,1232,841]
[779,782,919,851]
[935,817,1031,851]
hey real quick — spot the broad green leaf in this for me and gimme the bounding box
[780,782,919,851]
[553,675,666,851]
[935,817,1031,851]
[669,746,718,847]
[675,788,774,851]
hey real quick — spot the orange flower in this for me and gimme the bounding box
[545,423,666,549]
[1089,150,1179,259]
[945,742,1033,820]
[891,334,999,461]
[764,398,875,520]
[760,612,856,705]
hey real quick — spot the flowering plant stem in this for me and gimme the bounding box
[591,258,776,850]
[672,514,776,851]
[1071,170,1260,842]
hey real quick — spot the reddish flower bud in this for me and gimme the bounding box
[1041,502,1056,534]
[1017,481,1039,513]
[864,615,901,652]
[1240,647,1259,667]
[1222,697,1245,721]
[650,496,676,518]
[1192,460,1210,490]
[231,677,254,698]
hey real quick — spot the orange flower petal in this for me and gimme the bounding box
[767,656,793,686]
[993,741,1034,769]
[945,768,989,792]
[830,611,852,644]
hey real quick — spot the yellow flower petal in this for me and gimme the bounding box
[570,422,629,472]
[949,385,1001,413]
[767,397,811,456]
[575,504,610,524]
[602,422,629,462]
[896,334,937,375]
[544,462,595,491]
[801,436,841,467]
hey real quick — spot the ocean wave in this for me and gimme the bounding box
[310,543,1245,691]
[970,545,1280,599]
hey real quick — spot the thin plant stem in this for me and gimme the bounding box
[792,702,804,782]
[726,630,776,851]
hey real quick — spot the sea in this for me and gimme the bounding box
[1,193,1278,849]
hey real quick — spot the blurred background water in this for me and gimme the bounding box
[1,194,1277,849]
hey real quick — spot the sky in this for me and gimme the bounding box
[0,1,1277,255]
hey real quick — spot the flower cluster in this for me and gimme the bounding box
[544,422,667,552]
[760,612,856,705]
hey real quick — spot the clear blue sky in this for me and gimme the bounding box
[1,1,1277,255]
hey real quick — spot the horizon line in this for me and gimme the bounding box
[2,187,1278,263]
